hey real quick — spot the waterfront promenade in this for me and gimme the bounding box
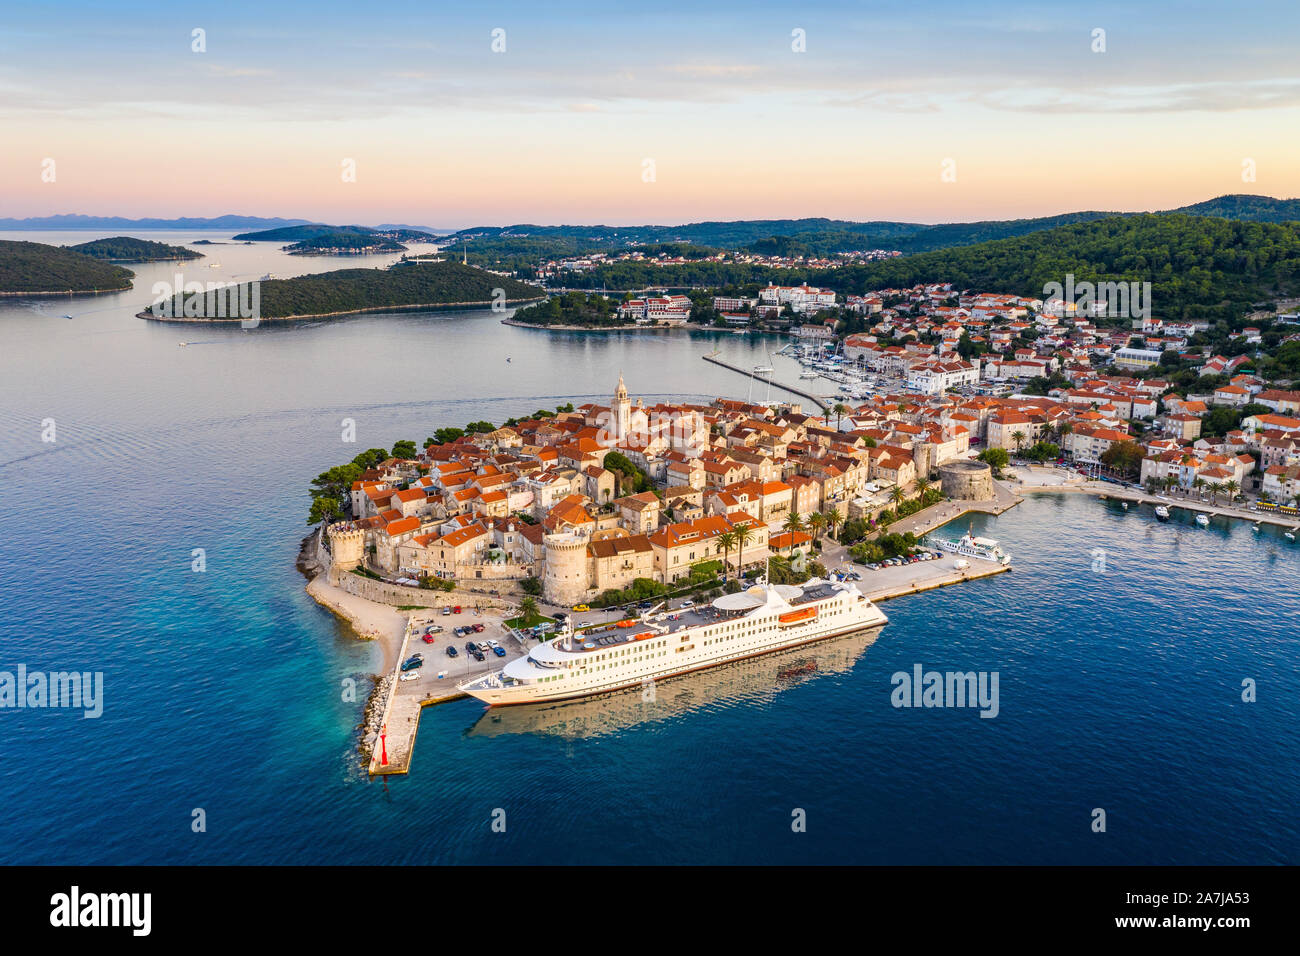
[1005,464,1300,532]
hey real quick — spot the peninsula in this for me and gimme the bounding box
[0,239,134,295]
[141,259,543,322]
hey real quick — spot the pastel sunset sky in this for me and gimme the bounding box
[3,0,1299,227]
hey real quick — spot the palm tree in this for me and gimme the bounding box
[519,596,539,626]
[715,531,736,580]
[914,477,932,501]
[782,511,804,535]
[889,485,907,509]
[1225,480,1239,506]
[1057,421,1073,454]
[1193,476,1205,500]
[806,510,827,542]
[832,403,848,432]
[733,522,755,576]
[1011,430,1026,455]
[1209,481,1223,505]
[822,506,842,541]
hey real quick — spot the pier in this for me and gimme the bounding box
[368,610,534,776]
[859,555,1011,603]
[701,354,829,411]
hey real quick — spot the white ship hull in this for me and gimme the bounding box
[460,579,887,706]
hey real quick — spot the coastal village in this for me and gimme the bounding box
[326,279,1300,611]
[299,276,1300,775]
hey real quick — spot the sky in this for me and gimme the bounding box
[2,0,1299,228]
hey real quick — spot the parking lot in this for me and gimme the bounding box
[391,606,531,700]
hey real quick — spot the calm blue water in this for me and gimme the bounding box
[1,233,1297,864]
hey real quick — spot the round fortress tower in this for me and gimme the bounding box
[939,459,994,501]
[327,522,366,571]
[542,532,591,607]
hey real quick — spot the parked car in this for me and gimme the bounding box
[441,607,452,616]
[473,623,485,633]
[492,646,506,657]
[470,650,486,662]
[453,605,462,614]
[553,612,568,622]
[399,671,420,682]
[572,604,590,612]
[680,600,695,609]
[465,641,478,652]
[424,625,443,634]
[422,634,436,644]
[445,645,458,657]
[400,658,423,672]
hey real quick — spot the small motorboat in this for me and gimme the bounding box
[1253,522,1262,532]
[1195,513,1209,527]
[1121,501,1128,510]
[63,314,73,319]
[1286,531,1297,542]
[1154,505,1170,521]
[178,342,188,348]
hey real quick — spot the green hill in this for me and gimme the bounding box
[68,236,202,261]
[235,223,434,243]
[817,214,1300,322]
[0,240,135,294]
[1167,194,1300,223]
[149,260,543,320]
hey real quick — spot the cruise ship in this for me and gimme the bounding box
[468,628,882,738]
[458,577,888,706]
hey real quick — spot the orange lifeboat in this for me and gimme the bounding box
[778,607,818,626]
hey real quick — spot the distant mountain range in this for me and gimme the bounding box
[4,195,1299,261]
[0,214,314,231]
[441,195,1300,258]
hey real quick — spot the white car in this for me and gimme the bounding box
[399,671,420,682]
[486,639,501,648]
[679,600,694,609]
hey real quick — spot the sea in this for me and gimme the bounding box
[0,231,1296,864]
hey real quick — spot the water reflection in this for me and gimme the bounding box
[466,627,883,740]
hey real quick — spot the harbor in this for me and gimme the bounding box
[701,353,830,411]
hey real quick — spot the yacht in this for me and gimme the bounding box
[933,525,1012,565]
[1155,505,1170,521]
[459,578,887,706]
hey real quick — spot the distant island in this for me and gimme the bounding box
[0,240,134,295]
[233,222,437,256]
[142,259,543,322]
[68,236,203,262]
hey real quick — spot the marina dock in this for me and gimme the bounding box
[701,354,829,411]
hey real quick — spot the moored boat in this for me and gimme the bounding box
[933,524,1011,565]
[1155,505,1170,521]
